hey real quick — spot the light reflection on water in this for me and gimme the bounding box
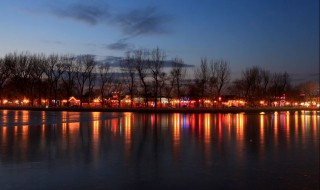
[0,110,319,190]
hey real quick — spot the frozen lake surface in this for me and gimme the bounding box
[0,110,319,189]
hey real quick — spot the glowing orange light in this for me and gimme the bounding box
[68,96,79,102]
[93,98,100,103]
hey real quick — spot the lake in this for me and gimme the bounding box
[0,110,319,189]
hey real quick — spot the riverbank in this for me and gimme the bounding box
[0,106,318,114]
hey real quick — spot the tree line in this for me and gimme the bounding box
[0,49,316,107]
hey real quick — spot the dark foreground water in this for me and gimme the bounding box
[0,110,319,190]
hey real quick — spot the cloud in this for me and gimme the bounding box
[47,2,170,36]
[49,2,110,25]
[163,61,194,68]
[107,39,134,51]
[40,2,172,51]
[112,6,171,36]
[96,56,122,67]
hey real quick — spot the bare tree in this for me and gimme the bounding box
[44,54,65,106]
[134,49,149,107]
[296,81,319,101]
[213,59,231,99]
[10,52,33,101]
[270,72,289,98]
[242,66,261,101]
[112,80,124,108]
[61,55,76,102]
[87,64,97,106]
[229,78,246,98]
[74,55,96,107]
[28,54,46,106]
[120,51,136,108]
[170,58,186,108]
[43,54,57,105]
[208,60,217,99]
[158,72,167,108]
[0,56,12,102]
[259,69,271,102]
[98,62,113,107]
[149,47,165,108]
[163,72,175,107]
[194,57,210,107]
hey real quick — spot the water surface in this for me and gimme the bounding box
[0,110,319,189]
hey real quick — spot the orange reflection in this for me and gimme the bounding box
[198,114,202,134]
[173,113,181,144]
[273,112,279,147]
[191,114,196,133]
[285,111,290,144]
[123,113,132,159]
[217,114,222,126]
[93,120,100,135]
[68,122,80,135]
[226,114,232,142]
[259,114,265,158]
[91,112,101,167]
[22,110,29,124]
[227,114,231,128]
[203,113,212,165]
[294,111,299,139]
[2,110,8,125]
[218,113,222,142]
[41,124,45,136]
[204,114,211,143]
[274,111,278,135]
[22,125,28,136]
[14,111,19,123]
[41,111,46,125]
[151,114,156,126]
[236,113,244,140]
[62,123,67,136]
[286,111,290,127]
[62,111,68,123]
[124,112,132,145]
[172,113,181,160]
[1,127,7,143]
[111,119,119,135]
[301,112,305,137]
[235,113,245,162]
[312,111,318,139]
[60,123,68,151]
[260,114,264,142]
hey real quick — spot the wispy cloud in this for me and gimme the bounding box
[107,39,134,51]
[31,1,172,51]
[112,6,171,37]
[49,2,110,25]
[48,2,171,35]
[108,6,170,51]
[46,2,171,37]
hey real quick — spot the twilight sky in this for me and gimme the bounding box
[0,0,319,82]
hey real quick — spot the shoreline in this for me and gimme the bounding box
[0,106,319,114]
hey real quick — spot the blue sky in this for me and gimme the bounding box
[0,0,319,82]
